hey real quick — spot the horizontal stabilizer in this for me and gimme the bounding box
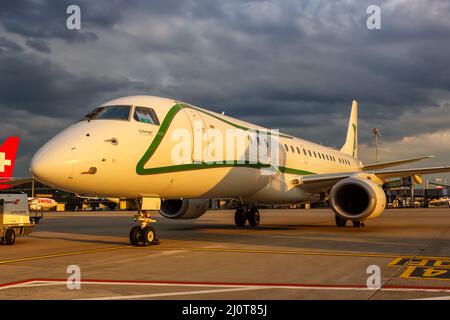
[0,177,33,188]
[362,156,433,171]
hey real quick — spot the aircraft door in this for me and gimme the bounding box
[183,108,208,163]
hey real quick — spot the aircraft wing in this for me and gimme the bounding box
[429,181,450,188]
[291,165,450,192]
[362,155,433,170]
[0,177,33,188]
[366,166,450,180]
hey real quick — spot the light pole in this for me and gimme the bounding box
[372,128,380,163]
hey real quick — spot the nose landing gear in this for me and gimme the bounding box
[129,209,160,246]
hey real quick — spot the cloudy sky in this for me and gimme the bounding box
[1,0,450,178]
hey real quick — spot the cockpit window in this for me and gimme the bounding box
[134,106,160,125]
[82,105,131,121]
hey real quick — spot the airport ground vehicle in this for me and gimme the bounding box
[0,194,36,245]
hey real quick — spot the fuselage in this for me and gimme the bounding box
[30,96,362,204]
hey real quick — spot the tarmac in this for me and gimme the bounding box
[1,208,450,300]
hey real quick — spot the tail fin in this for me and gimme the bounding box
[340,100,358,158]
[0,136,20,178]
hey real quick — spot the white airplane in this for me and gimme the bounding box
[29,96,450,245]
[28,197,57,211]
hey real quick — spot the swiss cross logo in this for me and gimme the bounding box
[0,152,12,173]
[0,137,19,179]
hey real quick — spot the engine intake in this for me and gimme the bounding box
[159,199,209,219]
[330,178,386,221]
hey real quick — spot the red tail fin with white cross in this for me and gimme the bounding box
[0,137,20,189]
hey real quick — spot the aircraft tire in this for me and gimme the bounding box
[247,208,260,227]
[335,215,347,227]
[129,226,142,245]
[234,208,246,227]
[352,220,364,228]
[143,226,156,245]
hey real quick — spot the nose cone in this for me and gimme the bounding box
[30,138,75,189]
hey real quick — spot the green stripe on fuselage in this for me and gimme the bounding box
[135,103,314,175]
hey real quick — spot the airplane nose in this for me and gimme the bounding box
[30,139,75,188]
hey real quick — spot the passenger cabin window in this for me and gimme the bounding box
[134,106,160,125]
[296,147,301,154]
[82,105,131,121]
[290,145,295,153]
[284,144,289,152]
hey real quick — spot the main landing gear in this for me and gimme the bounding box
[335,214,364,228]
[129,209,160,246]
[234,206,260,227]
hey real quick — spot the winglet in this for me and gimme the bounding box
[340,100,358,158]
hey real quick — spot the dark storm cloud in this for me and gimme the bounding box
[0,0,117,43]
[124,0,448,124]
[0,49,150,118]
[0,36,23,53]
[25,38,51,53]
[1,0,450,175]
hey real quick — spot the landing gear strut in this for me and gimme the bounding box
[129,208,160,246]
[234,206,260,227]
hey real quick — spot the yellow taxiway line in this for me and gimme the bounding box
[135,244,450,261]
[1,243,449,265]
[0,238,191,265]
[0,245,127,265]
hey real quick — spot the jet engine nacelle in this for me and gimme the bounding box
[330,178,386,221]
[159,199,209,219]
